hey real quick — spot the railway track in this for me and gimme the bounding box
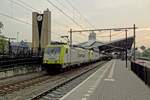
[0,74,51,96]
[31,61,106,100]
[0,61,107,100]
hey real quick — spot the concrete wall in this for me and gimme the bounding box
[0,65,42,79]
[41,10,51,48]
[32,12,39,49]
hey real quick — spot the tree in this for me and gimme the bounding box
[0,22,4,34]
[0,38,7,54]
[0,22,7,54]
[142,48,150,58]
[135,50,142,57]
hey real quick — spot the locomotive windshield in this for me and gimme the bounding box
[44,47,61,60]
[46,47,61,55]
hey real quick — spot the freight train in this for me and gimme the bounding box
[43,44,109,73]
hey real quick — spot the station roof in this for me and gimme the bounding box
[78,37,134,53]
[98,37,134,52]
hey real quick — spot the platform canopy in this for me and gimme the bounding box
[78,37,134,53]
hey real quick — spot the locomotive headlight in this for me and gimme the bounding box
[44,60,48,63]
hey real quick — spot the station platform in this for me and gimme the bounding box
[60,59,150,100]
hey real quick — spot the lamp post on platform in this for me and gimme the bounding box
[69,29,72,48]
[125,29,128,68]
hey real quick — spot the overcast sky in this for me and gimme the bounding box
[0,0,150,48]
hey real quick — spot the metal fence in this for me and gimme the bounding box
[0,56,43,69]
[131,62,150,87]
[0,47,44,58]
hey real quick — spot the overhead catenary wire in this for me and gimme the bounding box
[6,0,74,38]
[55,0,92,29]
[54,0,79,25]
[7,0,87,40]
[0,12,64,38]
[8,0,71,29]
[8,0,84,38]
[46,0,89,40]
[1,1,88,44]
[65,0,94,28]
[8,0,34,12]
[0,12,32,25]
[16,0,41,12]
[97,31,122,37]
[46,0,83,29]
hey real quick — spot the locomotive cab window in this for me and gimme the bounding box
[66,48,68,53]
[46,47,61,55]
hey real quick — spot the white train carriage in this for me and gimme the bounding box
[63,47,90,67]
[43,44,100,73]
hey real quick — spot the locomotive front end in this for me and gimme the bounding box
[43,46,62,64]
